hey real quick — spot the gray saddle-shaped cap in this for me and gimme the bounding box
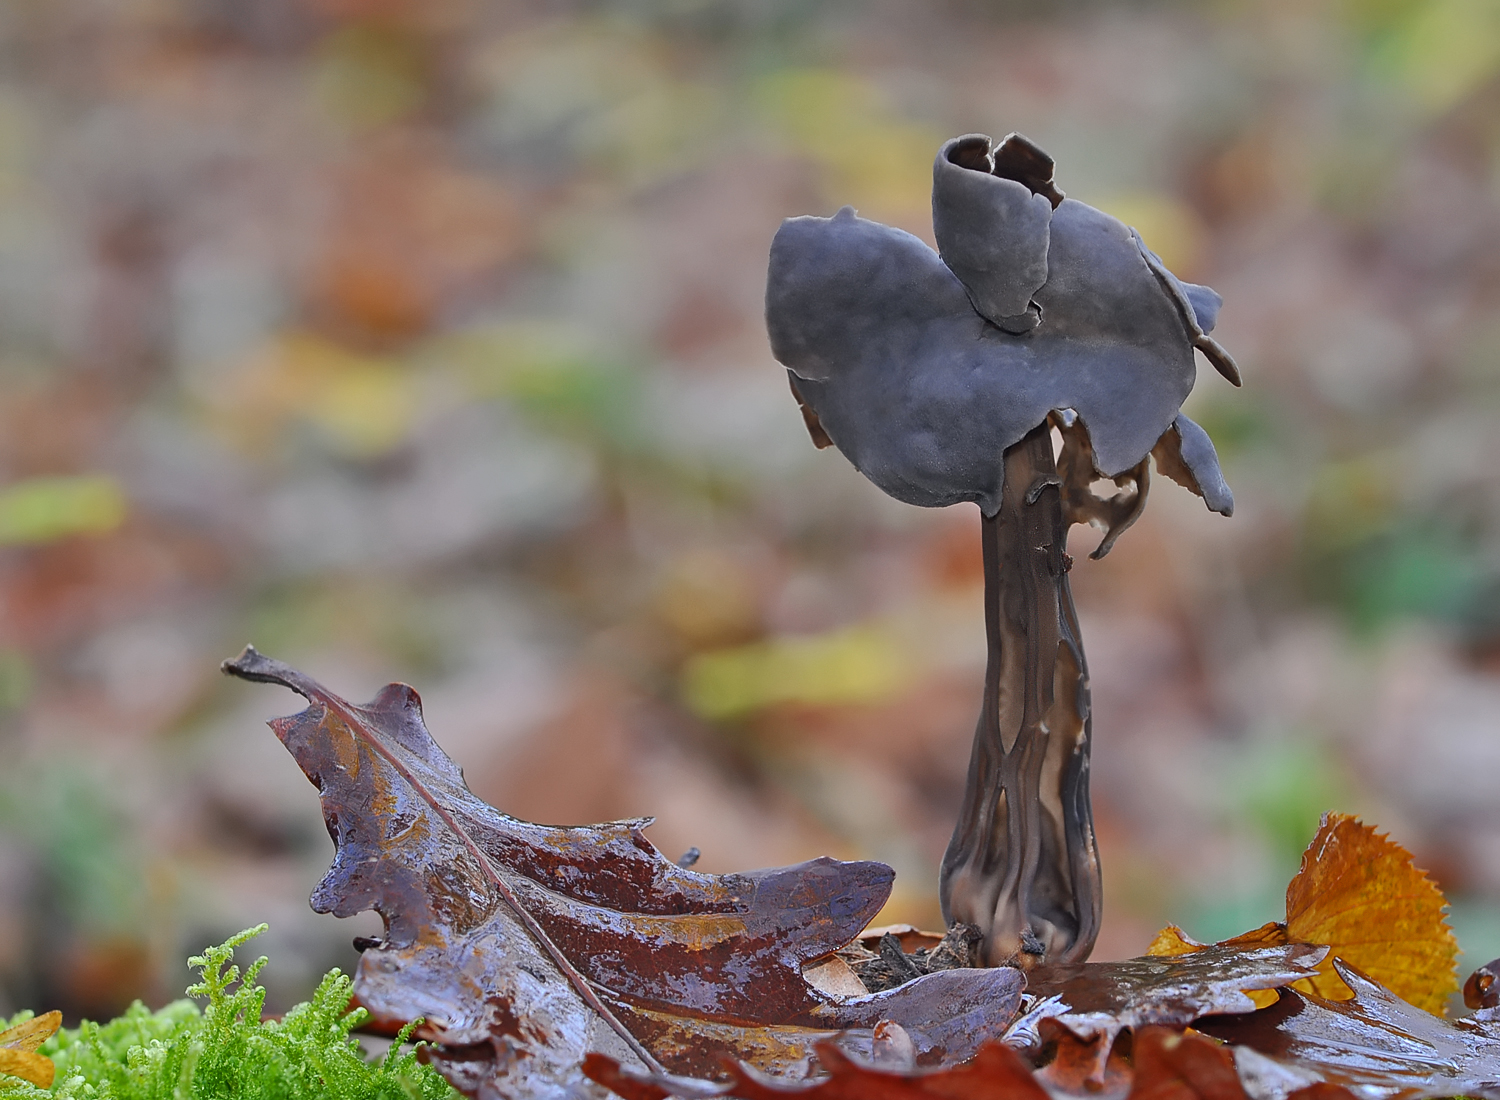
[766,132,1238,518]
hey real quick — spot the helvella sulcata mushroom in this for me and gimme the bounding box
[765,132,1240,968]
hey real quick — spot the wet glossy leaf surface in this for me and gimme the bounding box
[1025,944,1326,1052]
[1198,961,1500,1099]
[584,1020,1381,1100]
[585,1041,1050,1100]
[222,647,1025,1098]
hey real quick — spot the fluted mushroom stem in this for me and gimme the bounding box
[940,421,1101,968]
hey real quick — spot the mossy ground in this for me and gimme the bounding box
[1,926,458,1100]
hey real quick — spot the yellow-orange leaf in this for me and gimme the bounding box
[0,1011,60,1088]
[1145,921,1288,959]
[1144,815,1456,1016]
[1284,813,1457,1014]
[1145,925,1207,958]
[1218,921,1289,950]
[0,1050,54,1089]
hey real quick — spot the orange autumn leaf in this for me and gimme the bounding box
[1145,925,1205,958]
[1148,814,1457,1016]
[1284,813,1456,1014]
[0,1010,61,1088]
[1217,922,1288,950]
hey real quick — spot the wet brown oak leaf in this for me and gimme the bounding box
[220,647,1025,1099]
[584,1040,1050,1100]
[1198,959,1500,1100]
[585,954,1500,1100]
[0,1011,61,1088]
[1021,942,1326,1070]
[1037,1028,1321,1100]
[583,1025,1305,1100]
[578,936,1323,1098]
[1148,813,1458,1015]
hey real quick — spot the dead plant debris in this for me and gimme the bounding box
[223,648,1500,1100]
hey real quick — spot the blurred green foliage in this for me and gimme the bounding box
[682,624,909,720]
[0,763,145,942]
[440,326,647,450]
[315,25,431,131]
[0,478,125,547]
[1237,739,1353,871]
[1314,520,1484,635]
[1355,0,1500,111]
[1183,738,1355,945]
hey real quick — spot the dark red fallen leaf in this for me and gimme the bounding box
[580,1053,675,1100]
[1034,1017,1130,1100]
[1285,1085,1360,1100]
[585,1040,1048,1100]
[222,647,1025,1097]
[585,956,1347,1100]
[1197,959,1500,1099]
[1127,1027,1248,1100]
[589,958,1500,1100]
[732,1041,1048,1100]
[586,1025,1290,1100]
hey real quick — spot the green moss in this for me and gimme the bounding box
[2,926,459,1100]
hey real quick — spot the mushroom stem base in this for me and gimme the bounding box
[939,421,1101,968]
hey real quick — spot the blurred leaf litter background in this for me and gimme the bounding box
[2,0,1500,1021]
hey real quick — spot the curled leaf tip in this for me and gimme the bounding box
[221,646,323,703]
[221,644,267,677]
